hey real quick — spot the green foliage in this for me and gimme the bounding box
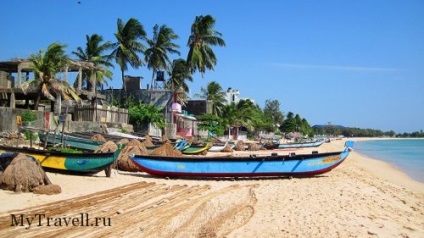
[145,24,181,88]
[23,131,38,141]
[48,147,83,154]
[129,102,166,129]
[221,99,261,133]
[187,15,226,75]
[166,58,193,93]
[72,34,114,91]
[109,92,136,108]
[24,42,80,109]
[263,99,284,131]
[198,81,227,116]
[280,117,296,133]
[397,130,424,137]
[312,126,415,138]
[279,112,313,136]
[196,113,225,136]
[111,18,147,91]
[21,110,37,123]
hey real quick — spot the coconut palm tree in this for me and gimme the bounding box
[166,59,192,93]
[72,34,114,92]
[221,99,258,139]
[165,58,193,106]
[22,42,80,111]
[145,24,180,90]
[198,81,227,116]
[186,15,226,75]
[110,18,146,91]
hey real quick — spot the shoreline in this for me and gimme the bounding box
[351,137,424,185]
[0,138,423,237]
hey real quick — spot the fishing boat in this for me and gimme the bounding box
[264,139,325,150]
[208,141,228,152]
[182,142,213,155]
[0,144,122,177]
[130,141,354,178]
[38,131,104,151]
[173,138,190,151]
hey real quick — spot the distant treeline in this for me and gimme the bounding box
[312,126,424,138]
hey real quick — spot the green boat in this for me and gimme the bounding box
[0,144,122,177]
[38,131,104,151]
[182,142,212,155]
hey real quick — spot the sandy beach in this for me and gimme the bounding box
[0,138,423,237]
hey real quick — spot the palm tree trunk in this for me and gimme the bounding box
[34,90,42,111]
[57,94,62,115]
[121,70,126,91]
[150,70,155,90]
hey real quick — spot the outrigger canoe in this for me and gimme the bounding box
[264,139,325,150]
[129,141,354,178]
[208,141,228,152]
[181,142,212,155]
[38,131,104,151]
[0,144,122,177]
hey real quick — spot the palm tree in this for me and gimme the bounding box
[145,24,180,90]
[110,18,146,91]
[165,58,193,106]
[166,59,192,91]
[221,99,257,139]
[72,34,114,92]
[186,15,226,75]
[22,42,80,111]
[198,81,227,116]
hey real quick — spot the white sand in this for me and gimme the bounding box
[0,138,423,237]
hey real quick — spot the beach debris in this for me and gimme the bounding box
[116,139,148,172]
[0,153,60,194]
[150,141,183,156]
[33,184,61,195]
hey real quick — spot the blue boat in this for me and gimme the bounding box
[129,141,354,178]
[264,139,325,150]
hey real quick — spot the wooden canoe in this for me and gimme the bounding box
[130,141,354,178]
[0,144,122,176]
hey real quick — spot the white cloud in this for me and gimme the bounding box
[273,63,400,72]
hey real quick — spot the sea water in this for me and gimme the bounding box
[354,139,424,183]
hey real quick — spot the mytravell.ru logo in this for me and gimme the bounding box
[10,213,111,229]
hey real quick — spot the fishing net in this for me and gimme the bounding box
[0,153,59,194]
[115,139,148,172]
[150,141,183,157]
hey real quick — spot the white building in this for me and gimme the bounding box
[224,87,254,105]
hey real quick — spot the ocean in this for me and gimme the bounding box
[354,139,424,183]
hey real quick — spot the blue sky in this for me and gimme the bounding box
[1,0,423,133]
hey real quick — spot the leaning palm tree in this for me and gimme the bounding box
[166,58,192,93]
[198,81,227,116]
[72,34,114,92]
[22,42,80,111]
[110,18,146,91]
[145,24,180,90]
[186,15,226,75]
[165,58,193,106]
